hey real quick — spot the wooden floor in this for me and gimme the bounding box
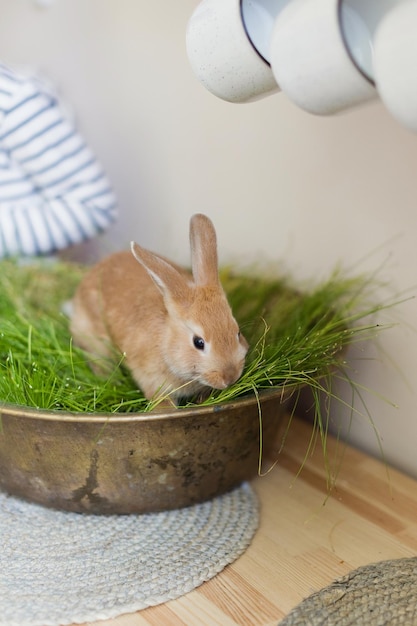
[82,415,417,626]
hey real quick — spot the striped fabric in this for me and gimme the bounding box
[0,64,117,257]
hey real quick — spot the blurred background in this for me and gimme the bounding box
[0,0,416,476]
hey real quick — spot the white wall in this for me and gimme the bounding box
[1,0,416,476]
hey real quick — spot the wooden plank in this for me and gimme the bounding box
[81,415,417,626]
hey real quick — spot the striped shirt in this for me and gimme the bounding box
[0,64,117,257]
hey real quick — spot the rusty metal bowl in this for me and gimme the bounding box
[0,389,290,514]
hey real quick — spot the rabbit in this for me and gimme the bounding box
[70,213,248,405]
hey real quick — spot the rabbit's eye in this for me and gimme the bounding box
[193,335,205,350]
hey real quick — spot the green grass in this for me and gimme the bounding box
[0,258,396,415]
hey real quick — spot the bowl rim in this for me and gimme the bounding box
[0,387,291,424]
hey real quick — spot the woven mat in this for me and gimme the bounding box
[0,482,258,626]
[279,557,417,626]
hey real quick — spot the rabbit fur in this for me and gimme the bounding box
[70,213,248,404]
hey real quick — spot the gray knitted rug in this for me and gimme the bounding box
[279,557,417,626]
[0,482,258,626]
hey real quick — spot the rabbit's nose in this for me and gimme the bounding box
[221,365,242,388]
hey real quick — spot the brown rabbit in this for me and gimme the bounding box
[70,213,248,404]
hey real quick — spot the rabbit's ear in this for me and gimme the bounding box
[189,213,219,286]
[131,242,188,302]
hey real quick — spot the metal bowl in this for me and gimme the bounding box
[0,389,289,514]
